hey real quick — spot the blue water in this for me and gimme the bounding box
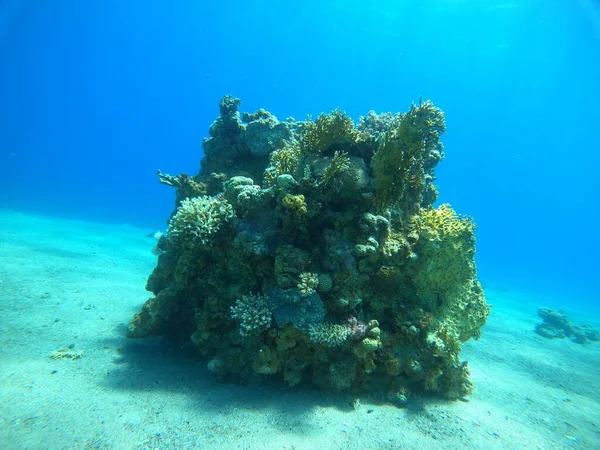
[1,1,599,305]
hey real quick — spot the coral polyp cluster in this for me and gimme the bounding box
[129,96,490,404]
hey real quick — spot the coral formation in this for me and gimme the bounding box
[129,96,490,403]
[230,294,273,337]
[371,99,445,212]
[535,308,600,344]
[167,196,234,250]
[308,322,352,347]
[300,108,359,155]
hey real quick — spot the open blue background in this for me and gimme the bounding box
[1,0,599,303]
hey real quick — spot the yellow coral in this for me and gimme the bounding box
[263,141,302,187]
[300,108,358,155]
[414,206,475,295]
[413,204,490,342]
[352,337,380,359]
[282,193,307,216]
[419,204,475,240]
[371,99,445,211]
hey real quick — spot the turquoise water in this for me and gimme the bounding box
[1,1,599,449]
[2,0,599,303]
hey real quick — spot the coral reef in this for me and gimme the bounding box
[535,308,600,344]
[129,96,490,403]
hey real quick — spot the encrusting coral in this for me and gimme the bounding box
[128,96,490,404]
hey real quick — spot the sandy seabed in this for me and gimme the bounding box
[1,210,599,450]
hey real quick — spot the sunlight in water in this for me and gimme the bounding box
[578,0,600,42]
[0,0,22,43]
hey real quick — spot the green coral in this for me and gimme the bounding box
[263,141,302,187]
[318,150,350,186]
[352,336,380,359]
[415,204,476,297]
[371,99,446,212]
[252,345,280,374]
[300,108,358,155]
[419,203,475,239]
[317,273,333,293]
[414,204,490,341]
[282,193,307,216]
[313,359,358,392]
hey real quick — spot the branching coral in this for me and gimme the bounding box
[167,196,234,250]
[300,108,358,155]
[318,150,350,186]
[230,293,273,337]
[263,141,302,187]
[308,323,351,347]
[298,272,319,296]
[157,170,207,201]
[371,99,446,212]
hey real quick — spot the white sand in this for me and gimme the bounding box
[1,210,599,450]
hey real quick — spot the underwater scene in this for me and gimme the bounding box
[1,1,599,449]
